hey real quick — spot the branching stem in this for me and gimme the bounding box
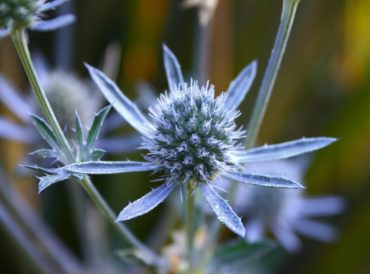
[11,29,163,268]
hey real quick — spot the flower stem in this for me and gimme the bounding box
[80,177,164,266]
[186,184,196,272]
[11,29,163,268]
[11,30,74,162]
[204,0,302,251]
[194,23,211,85]
[245,0,301,148]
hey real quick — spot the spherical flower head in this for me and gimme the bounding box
[41,71,101,129]
[143,81,244,183]
[0,0,42,30]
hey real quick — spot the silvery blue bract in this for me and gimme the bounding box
[232,160,345,252]
[64,46,336,237]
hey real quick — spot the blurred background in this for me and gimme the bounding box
[0,0,369,273]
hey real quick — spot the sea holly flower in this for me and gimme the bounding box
[231,160,345,252]
[0,0,74,38]
[62,45,335,237]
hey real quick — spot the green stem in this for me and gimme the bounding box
[11,29,163,267]
[204,0,301,252]
[194,23,211,85]
[80,177,163,266]
[186,184,195,272]
[245,0,301,148]
[11,30,74,162]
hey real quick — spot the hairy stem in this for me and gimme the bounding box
[245,0,301,148]
[11,29,163,267]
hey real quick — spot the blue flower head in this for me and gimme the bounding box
[142,81,245,184]
[229,160,345,252]
[0,0,74,37]
[64,45,336,237]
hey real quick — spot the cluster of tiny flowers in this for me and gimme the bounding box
[41,71,101,129]
[0,0,41,30]
[142,81,244,183]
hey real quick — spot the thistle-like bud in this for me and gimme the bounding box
[142,81,244,183]
[42,71,101,130]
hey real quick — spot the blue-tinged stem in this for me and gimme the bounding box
[204,0,302,252]
[11,29,164,267]
[194,23,211,85]
[245,0,301,148]
[11,30,74,162]
[80,178,163,266]
[186,183,196,273]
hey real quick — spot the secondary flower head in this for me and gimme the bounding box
[42,71,101,128]
[0,0,74,37]
[233,160,345,252]
[0,54,145,160]
[64,45,336,237]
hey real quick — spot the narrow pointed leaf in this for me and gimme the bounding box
[293,219,338,242]
[0,76,32,122]
[117,182,177,221]
[31,115,60,151]
[91,149,105,161]
[236,137,337,163]
[0,117,35,143]
[200,184,245,237]
[65,161,158,174]
[163,45,184,92]
[29,149,58,159]
[21,165,60,175]
[225,172,303,189]
[85,64,153,136]
[86,106,111,148]
[224,61,257,110]
[74,112,84,147]
[38,173,70,193]
[31,15,75,31]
